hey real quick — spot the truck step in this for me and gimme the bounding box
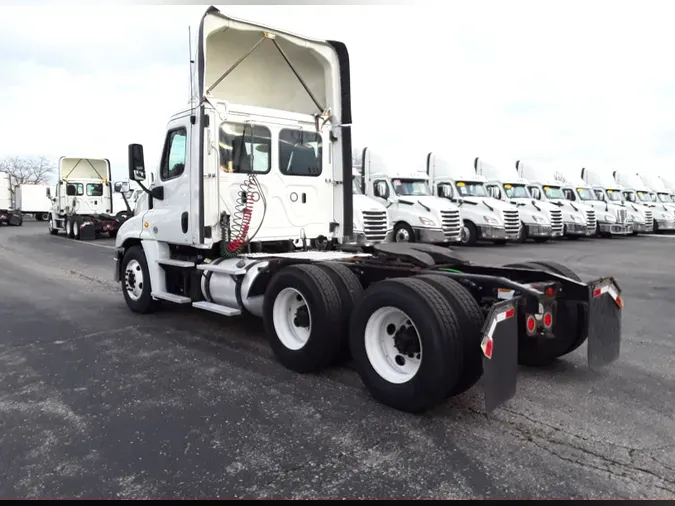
[151,291,192,304]
[196,263,246,276]
[157,258,196,268]
[192,301,242,317]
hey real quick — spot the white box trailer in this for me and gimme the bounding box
[15,183,52,221]
[0,171,22,226]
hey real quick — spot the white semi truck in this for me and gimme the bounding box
[658,175,675,203]
[113,5,623,415]
[350,168,393,246]
[425,152,520,246]
[516,161,595,239]
[475,158,561,243]
[560,171,632,237]
[360,147,462,245]
[47,157,130,240]
[614,170,675,234]
[0,171,22,226]
[636,172,675,216]
[15,183,53,221]
[582,168,652,235]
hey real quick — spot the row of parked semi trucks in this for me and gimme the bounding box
[3,151,675,246]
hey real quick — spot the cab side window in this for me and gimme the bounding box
[487,185,502,199]
[529,186,541,200]
[563,188,575,200]
[160,128,188,181]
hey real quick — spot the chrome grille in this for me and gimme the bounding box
[362,210,389,242]
[644,209,653,230]
[549,208,563,234]
[502,209,521,238]
[617,208,627,223]
[585,209,597,234]
[440,209,462,239]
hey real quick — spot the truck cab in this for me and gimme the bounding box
[0,171,22,226]
[516,161,595,239]
[351,169,393,245]
[475,158,559,243]
[561,174,632,236]
[637,172,675,218]
[361,147,462,244]
[426,152,520,246]
[615,170,675,234]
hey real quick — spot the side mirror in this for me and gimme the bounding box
[113,181,128,193]
[46,187,51,198]
[128,144,146,182]
[439,184,453,199]
[375,181,388,199]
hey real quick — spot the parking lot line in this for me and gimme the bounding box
[642,234,675,239]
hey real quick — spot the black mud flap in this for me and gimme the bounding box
[8,213,22,226]
[481,299,519,414]
[80,222,96,241]
[586,278,622,371]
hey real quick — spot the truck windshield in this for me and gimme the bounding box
[392,179,431,196]
[542,185,565,199]
[576,187,597,201]
[503,184,530,198]
[636,191,652,202]
[658,192,674,203]
[455,181,487,197]
[606,189,624,202]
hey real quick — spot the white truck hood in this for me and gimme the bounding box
[353,193,386,213]
[399,195,458,212]
[461,196,515,212]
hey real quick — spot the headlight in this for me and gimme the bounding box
[419,217,436,226]
[604,214,617,223]
[483,215,500,225]
[531,214,548,224]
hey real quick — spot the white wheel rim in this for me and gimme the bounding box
[124,259,144,301]
[395,228,410,242]
[48,218,53,232]
[461,226,470,243]
[364,306,422,384]
[73,221,79,238]
[272,287,312,350]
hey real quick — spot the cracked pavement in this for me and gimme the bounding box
[0,220,673,499]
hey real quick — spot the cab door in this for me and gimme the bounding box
[144,117,192,244]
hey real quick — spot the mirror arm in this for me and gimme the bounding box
[137,180,164,201]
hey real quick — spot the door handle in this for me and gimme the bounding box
[301,193,306,204]
[181,212,188,233]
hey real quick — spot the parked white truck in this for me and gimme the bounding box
[582,168,653,235]
[560,170,632,237]
[614,169,675,234]
[475,158,561,243]
[658,175,675,203]
[112,5,624,415]
[15,183,53,221]
[516,161,595,239]
[360,147,462,244]
[425,152,520,246]
[47,157,130,240]
[636,172,675,216]
[350,168,393,246]
[0,171,22,226]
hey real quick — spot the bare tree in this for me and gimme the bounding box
[553,170,567,183]
[0,156,56,186]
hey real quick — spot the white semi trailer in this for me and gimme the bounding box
[47,157,130,240]
[425,152,520,246]
[15,183,52,221]
[0,171,22,226]
[112,5,624,415]
[515,161,596,239]
[360,147,462,245]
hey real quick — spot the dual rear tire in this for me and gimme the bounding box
[263,264,485,413]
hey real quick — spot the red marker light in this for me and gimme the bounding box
[546,287,554,297]
[616,296,623,308]
[543,312,553,327]
[526,315,536,332]
[481,335,494,359]
[505,307,515,319]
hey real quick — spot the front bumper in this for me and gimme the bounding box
[415,227,460,244]
[564,222,587,236]
[479,225,507,239]
[632,222,654,233]
[480,276,623,414]
[599,222,633,235]
[656,219,675,231]
[354,229,394,246]
[526,224,553,237]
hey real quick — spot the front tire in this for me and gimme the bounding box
[263,264,345,373]
[48,215,58,235]
[393,222,415,243]
[349,277,462,413]
[460,221,478,246]
[121,245,157,314]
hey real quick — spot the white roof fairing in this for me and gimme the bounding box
[198,7,343,120]
[59,157,111,181]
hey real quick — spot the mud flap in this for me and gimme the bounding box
[8,213,22,226]
[586,278,622,371]
[79,222,96,241]
[481,299,519,414]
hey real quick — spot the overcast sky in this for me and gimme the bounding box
[1,1,674,184]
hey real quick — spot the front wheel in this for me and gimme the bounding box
[349,277,462,413]
[460,221,478,246]
[48,215,58,235]
[121,245,157,314]
[393,222,415,243]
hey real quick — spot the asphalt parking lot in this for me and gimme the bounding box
[1,220,674,499]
